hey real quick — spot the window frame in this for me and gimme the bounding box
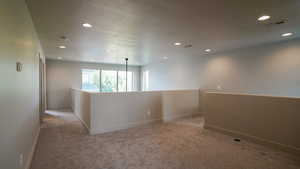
[81,69,135,92]
[142,70,149,91]
[81,69,101,92]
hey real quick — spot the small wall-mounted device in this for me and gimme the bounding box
[16,62,23,72]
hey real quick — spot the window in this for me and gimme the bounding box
[101,70,117,92]
[81,69,100,92]
[142,70,149,91]
[127,71,133,92]
[118,71,133,92]
[81,69,136,92]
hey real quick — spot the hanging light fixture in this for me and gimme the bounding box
[125,58,128,92]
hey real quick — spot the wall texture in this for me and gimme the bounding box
[46,59,141,110]
[0,0,44,168]
[204,92,300,155]
[142,38,300,98]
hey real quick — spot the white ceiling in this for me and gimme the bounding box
[27,0,300,65]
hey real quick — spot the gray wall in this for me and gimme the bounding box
[204,92,300,155]
[142,38,300,98]
[0,0,44,168]
[46,59,141,110]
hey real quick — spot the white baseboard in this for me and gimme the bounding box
[25,127,40,169]
[90,112,202,135]
[163,112,201,122]
[205,124,300,156]
[90,118,162,135]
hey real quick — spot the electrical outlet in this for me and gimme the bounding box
[19,154,23,166]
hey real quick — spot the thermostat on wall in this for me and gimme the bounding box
[16,62,23,72]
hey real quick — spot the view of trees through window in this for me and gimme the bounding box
[101,70,117,92]
[81,69,134,92]
[81,69,100,92]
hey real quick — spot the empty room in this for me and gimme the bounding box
[1,0,300,169]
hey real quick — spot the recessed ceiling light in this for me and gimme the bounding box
[281,32,293,37]
[205,49,211,52]
[57,57,63,60]
[258,15,271,21]
[82,23,92,28]
[163,56,168,60]
[174,42,181,46]
[58,45,66,49]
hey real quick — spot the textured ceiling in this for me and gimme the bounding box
[27,0,300,65]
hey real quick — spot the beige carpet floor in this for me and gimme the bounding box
[31,110,300,169]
